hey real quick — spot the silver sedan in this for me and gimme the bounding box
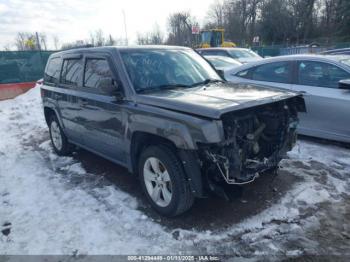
[226,55,350,143]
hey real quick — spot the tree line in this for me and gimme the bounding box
[165,0,350,47]
[6,0,350,51]
[204,0,350,46]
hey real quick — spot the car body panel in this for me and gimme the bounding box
[134,83,300,119]
[41,46,303,195]
[227,54,350,143]
[197,47,263,64]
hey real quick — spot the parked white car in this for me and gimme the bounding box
[204,55,242,79]
[197,47,263,64]
[226,54,350,143]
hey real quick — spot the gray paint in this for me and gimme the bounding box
[41,46,303,195]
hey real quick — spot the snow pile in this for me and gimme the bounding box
[1,86,350,256]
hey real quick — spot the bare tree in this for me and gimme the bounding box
[15,32,27,51]
[207,0,225,27]
[3,44,12,51]
[39,33,48,50]
[137,26,164,45]
[94,29,105,46]
[166,11,198,46]
[53,35,60,50]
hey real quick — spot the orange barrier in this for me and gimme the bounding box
[0,82,36,100]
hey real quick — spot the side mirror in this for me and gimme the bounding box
[339,79,350,90]
[216,69,226,80]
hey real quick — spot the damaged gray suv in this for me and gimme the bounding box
[41,46,305,216]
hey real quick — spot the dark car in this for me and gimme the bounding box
[41,46,305,216]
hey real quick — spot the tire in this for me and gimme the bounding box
[138,145,194,217]
[49,114,72,156]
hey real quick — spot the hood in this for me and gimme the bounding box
[237,57,263,64]
[135,82,300,119]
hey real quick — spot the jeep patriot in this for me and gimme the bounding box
[41,46,305,216]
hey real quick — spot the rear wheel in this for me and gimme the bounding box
[138,145,194,217]
[49,115,72,156]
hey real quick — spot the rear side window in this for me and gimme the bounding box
[251,62,291,84]
[60,59,83,86]
[84,59,113,89]
[44,58,62,84]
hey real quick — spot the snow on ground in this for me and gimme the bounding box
[1,86,350,258]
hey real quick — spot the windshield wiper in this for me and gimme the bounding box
[137,84,190,93]
[190,79,224,87]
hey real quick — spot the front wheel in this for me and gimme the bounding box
[138,145,194,217]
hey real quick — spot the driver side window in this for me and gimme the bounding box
[84,59,114,89]
[297,61,350,89]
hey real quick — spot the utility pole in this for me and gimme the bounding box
[122,10,128,46]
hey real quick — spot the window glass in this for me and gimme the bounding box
[60,59,83,86]
[44,58,61,84]
[200,50,229,57]
[251,62,291,83]
[339,58,350,67]
[84,59,113,89]
[209,58,233,68]
[228,49,260,59]
[121,49,220,92]
[236,69,251,79]
[298,61,350,88]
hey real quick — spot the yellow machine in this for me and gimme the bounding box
[199,29,236,48]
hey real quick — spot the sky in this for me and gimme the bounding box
[0,0,216,50]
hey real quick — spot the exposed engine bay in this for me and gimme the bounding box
[199,97,304,185]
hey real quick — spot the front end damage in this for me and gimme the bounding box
[198,96,305,186]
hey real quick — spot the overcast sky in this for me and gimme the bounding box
[0,0,215,49]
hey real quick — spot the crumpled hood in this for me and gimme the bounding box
[135,82,300,119]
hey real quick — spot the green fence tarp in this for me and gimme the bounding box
[0,51,55,84]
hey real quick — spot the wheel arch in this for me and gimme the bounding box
[43,106,65,131]
[130,131,204,197]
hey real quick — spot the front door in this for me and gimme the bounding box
[77,55,126,164]
[292,60,350,142]
[232,61,294,91]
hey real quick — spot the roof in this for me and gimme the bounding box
[260,54,350,62]
[229,54,350,73]
[51,45,191,57]
[197,47,251,51]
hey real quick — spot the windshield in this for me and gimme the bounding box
[120,49,221,93]
[228,49,260,59]
[339,58,350,67]
[207,57,241,69]
[209,58,233,68]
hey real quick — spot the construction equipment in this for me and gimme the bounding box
[200,29,236,48]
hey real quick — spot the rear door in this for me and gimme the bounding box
[77,54,126,163]
[57,55,85,144]
[232,61,294,91]
[291,60,350,141]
